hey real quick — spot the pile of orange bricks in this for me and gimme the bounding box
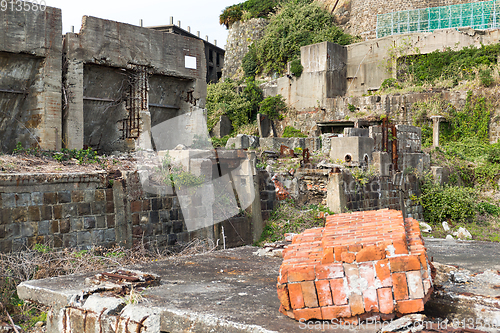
[277,209,433,322]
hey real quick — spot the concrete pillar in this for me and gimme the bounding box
[62,34,84,149]
[326,172,346,214]
[431,116,445,148]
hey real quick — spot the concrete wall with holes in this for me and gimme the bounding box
[63,16,208,154]
[0,6,62,152]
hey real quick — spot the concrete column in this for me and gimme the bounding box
[62,58,84,149]
[431,116,445,148]
[326,172,347,214]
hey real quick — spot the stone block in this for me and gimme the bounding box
[225,134,260,149]
[343,128,369,137]
[330,136,374,165]
[1,193,16,208]
[210,115,232,138]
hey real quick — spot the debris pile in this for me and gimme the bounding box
[276,209,434,322]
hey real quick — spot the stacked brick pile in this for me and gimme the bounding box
[277,209,433,322]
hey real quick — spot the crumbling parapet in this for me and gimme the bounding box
[277,209,433,322]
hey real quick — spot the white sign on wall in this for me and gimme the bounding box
[185,56,197,69]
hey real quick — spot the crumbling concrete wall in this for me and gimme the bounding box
[262,29,500,117]
[0,6,62,152]
[63,16,207,153]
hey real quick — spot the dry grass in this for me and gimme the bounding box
[0,238,217,331]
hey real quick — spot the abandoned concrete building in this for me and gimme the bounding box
[148,17,225,84]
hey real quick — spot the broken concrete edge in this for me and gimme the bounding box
[159,308,278,333]
[19,279,279,333]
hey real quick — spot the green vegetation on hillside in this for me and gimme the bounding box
[388,43,500,88]
[220,0,280,28]
[206,78,288,136]
[251,0,357,75]
[222,0,358,76]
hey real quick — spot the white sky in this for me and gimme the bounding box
[47,0,238,49]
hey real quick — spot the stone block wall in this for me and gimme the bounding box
[0,167,259,253]
[333,0,483,39]
[327,171,423,221]
[277,209,433,322]
[259,170,277,221]
[222,18,269,80]
[0,172,111,253]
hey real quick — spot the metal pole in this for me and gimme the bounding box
[392,12,394,36]
[408,10,410,33]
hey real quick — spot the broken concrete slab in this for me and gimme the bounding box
[19,246,377,333]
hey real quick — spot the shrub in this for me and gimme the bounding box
[206,80,253,131]
[419,179,479,223]
[290,59,303,77]
[259,95,287,120]
[242,77,264,119]
[402,44,500,85]
[283,126,307,137]
[219,5,243,29]
[380,78,401,89]
[241,0,278,18]
[253,0,357,75]
[242,45,258,77]
[480,68,494,87]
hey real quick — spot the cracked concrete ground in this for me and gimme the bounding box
[17,240,500,333]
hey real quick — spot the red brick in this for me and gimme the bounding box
[392,272,409,301]
[390,256,421,272]
[375,259,392,287]
[406,271,424,299]
[356,245,386,262]
[396,299,424,314]
[334,246,348,261]
[377,288,394,314]
[321,305,351,320]
[418,253,428,268]
[293,308,322,321]
[277,284,291,310]
[349,293,364,316]
[348,244,363,252]
[344,263,359,290]
[322,248,334,264]
[278,266,288,284]
[315,280,333,307]
[363,289,379,312]
[279,305,295,319]
[288,266,315,282]
[288,283,304,309]
[359,263,376,287]
[393,239,409,255]
[301,281,319,308]
[316,263,344,280]
[341,251,356,263]
[330,278,348,305]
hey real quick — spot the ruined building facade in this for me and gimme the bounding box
[0,6,207,154]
